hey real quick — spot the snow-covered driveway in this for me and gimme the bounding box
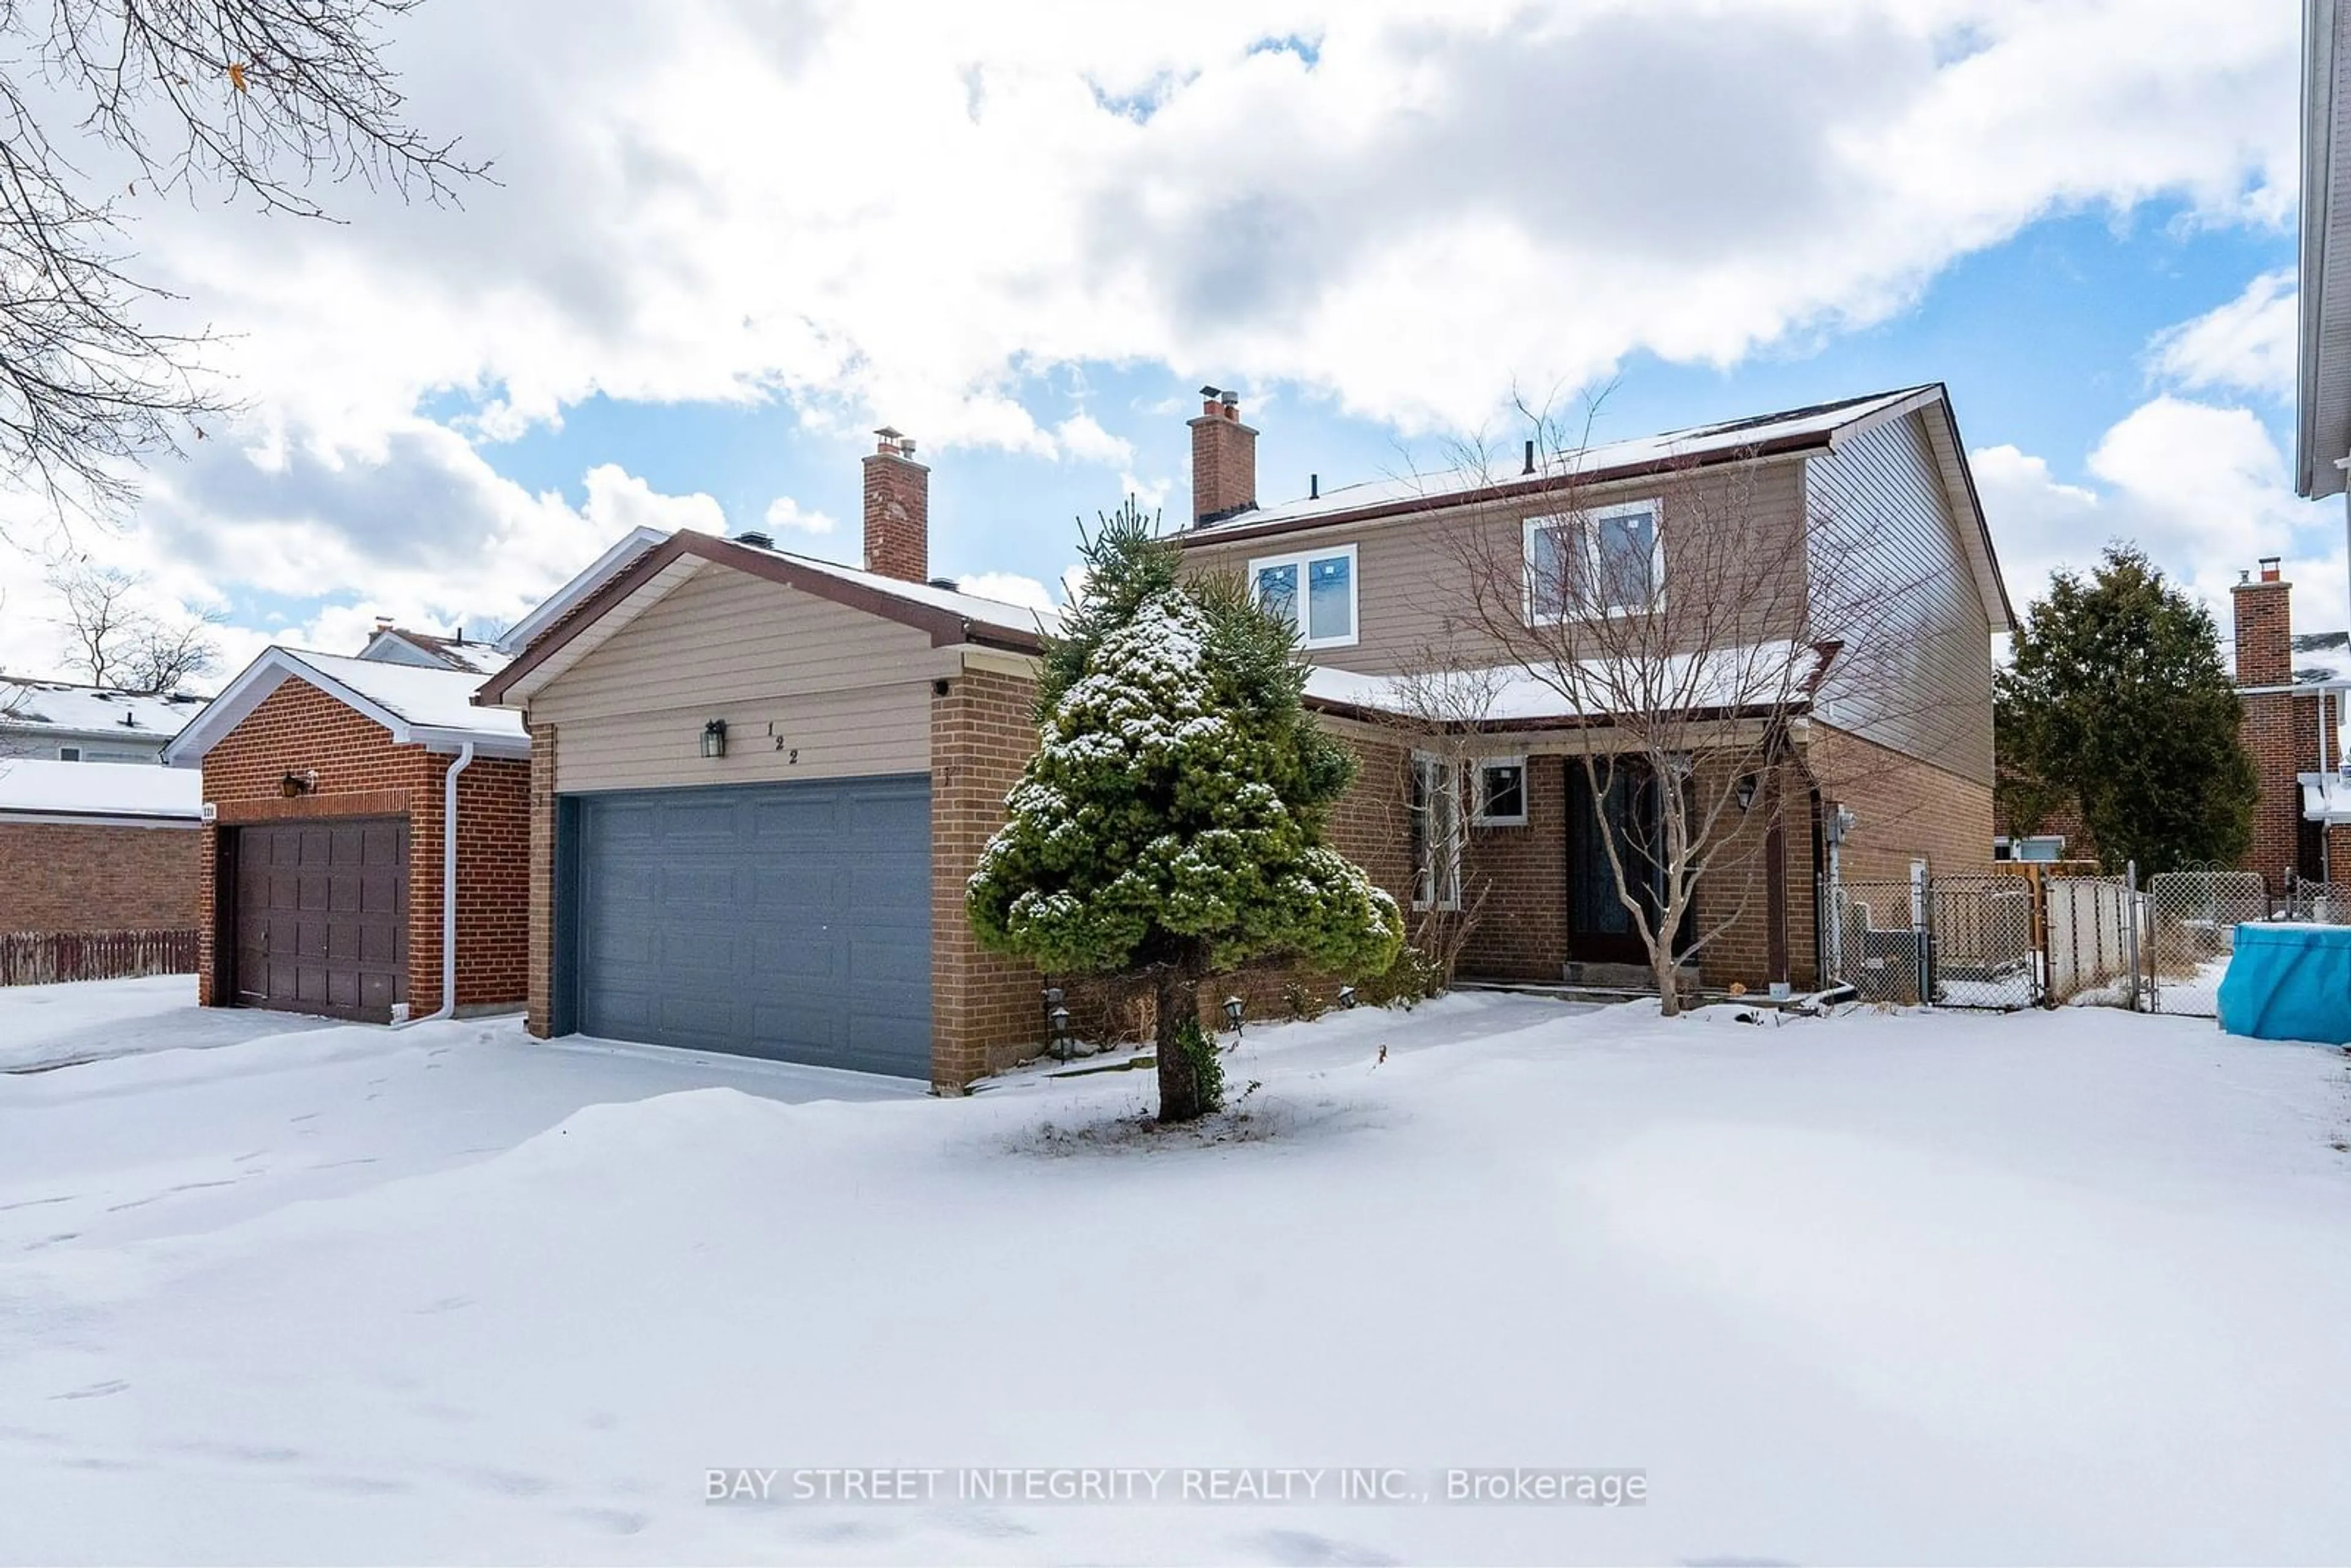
[3,981,2349,1565]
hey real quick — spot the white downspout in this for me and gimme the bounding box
[393,740,474,1029]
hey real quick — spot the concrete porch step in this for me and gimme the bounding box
[1560,960,1700,992]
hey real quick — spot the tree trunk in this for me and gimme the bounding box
[1153,968,1206,1123]
[1654,946,1682,1018]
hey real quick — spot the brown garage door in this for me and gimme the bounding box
[230,817,408,1021]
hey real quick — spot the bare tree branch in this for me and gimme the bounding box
[0,0,487,536]
[45,556,217,688]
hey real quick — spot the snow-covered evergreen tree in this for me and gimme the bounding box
[967,501,1403,1122]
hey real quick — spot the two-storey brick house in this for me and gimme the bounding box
[1179,384,2013,993]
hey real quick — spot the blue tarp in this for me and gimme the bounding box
[2216,923,2351,1045]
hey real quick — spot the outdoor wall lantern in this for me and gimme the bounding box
[1735,773,1759,812]
[1337,985,1358,1009]
[699,718,728,758]
[1223,995,1246,1034]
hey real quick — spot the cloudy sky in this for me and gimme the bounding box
[0,0,2325,681]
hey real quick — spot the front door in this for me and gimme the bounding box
[1565,761,1665,966]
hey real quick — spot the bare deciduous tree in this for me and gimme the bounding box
[47,559,220,689]
[0,1,486,532]
[1427,397,1955,1016]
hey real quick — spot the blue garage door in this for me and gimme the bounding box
[571,775,932,1078]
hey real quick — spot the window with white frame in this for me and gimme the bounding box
[56,746,80,762]
[1524,501,1662,621]
[1472,757,1528,826]
[1409,752,1463,910]
[1248,542,1358,648]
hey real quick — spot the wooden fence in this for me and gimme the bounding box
[0,928,200,986]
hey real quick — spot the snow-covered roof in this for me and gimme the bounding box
[1191,388,1933,538]
[358,627,512,677]
[164,647,530,766]
[1302,640,1829,726]
[497,526,669,655]
[0,757,201,823]
[0,678,207,741]
[728,536,1064,633]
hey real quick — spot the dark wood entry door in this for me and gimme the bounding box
[1565,762,1665,966]
[230,817,408,1021]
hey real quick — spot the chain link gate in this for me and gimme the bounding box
[2139,867,2268,1018]
[1818,868,2039,1009]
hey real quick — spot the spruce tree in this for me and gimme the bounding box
[966,500,1403,1122]
[1995,544,2256,874]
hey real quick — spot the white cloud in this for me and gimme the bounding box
[1979,395,2342,632]
[953,571,1060,613]
[96,0,2300,450]
[581,465,726,536]
[2147,269,2297,402]
[0,0,2310,669]
[761,495,837,535]
[1051,413,1134,468]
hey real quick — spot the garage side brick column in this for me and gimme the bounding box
[527,720,558,1038]
[929,665,1044,1090]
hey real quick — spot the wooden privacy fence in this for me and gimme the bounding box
[0,928,199,986]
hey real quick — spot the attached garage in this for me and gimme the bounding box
[228,817,409,1019]
[481,519,1058,1090]
[562,775,932,1076]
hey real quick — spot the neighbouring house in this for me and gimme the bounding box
[2222,560,2351,888]
[0,677,206,763]
[356,620,512,677]
[2289,0,2351,881]
[0,756,203,983]
[164,650,531,1023]
[2299,0,2351,506]
[477,431,1055,1089]
[1176,383,2011,994]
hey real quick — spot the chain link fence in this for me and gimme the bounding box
[1816,860,2351,1016]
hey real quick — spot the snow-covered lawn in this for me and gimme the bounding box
[4,981,2350,1565]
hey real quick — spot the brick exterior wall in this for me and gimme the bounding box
[527,721,558,1037]
[1188,396,1258,524]
[1809,722,1995,881]
[2231,572,2325,892]
[194,677,530,1013]
[929,664,1046,1087]
[861,442,930,585]
[0,820,200,933]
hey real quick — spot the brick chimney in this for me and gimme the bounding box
[862,427,929,583]
[2232,556,2291,686]
[1188,386,1257,527]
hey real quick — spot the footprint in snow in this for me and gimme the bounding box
[49,1379,129,1401]
[564,1506,649,1536]
[23,1231,80,1251]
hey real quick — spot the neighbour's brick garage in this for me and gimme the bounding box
[193,677,530,1020]
[0,821,200,934]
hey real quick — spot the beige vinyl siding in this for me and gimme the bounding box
[1179,459,1811,677]
[528,566,946,792]
[1805,409,1996,786]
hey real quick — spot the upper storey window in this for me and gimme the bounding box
[1525,501,1661,621]
[1249,543,1358,648]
